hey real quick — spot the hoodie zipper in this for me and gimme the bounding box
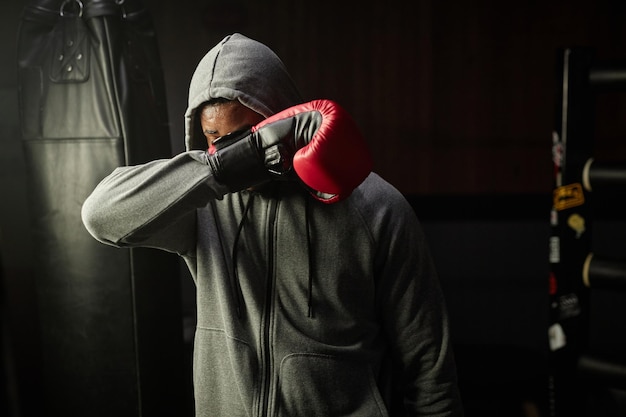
[258,195,278,416]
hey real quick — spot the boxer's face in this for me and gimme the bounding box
[199,100,264,148]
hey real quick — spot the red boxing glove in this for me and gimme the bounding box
[254,99,373,203]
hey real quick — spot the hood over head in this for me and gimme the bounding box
[185,33,303,151]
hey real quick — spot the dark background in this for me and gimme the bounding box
[2,0,626,416]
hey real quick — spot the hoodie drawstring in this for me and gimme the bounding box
[305,196,315,318]
[229,190,315,319]
[231,194,254,318]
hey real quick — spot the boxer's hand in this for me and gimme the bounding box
[207,99,373,203]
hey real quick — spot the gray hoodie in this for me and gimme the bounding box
[82,33,463,417]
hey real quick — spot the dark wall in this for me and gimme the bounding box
[2,1,626,416]
[146,0,626,195]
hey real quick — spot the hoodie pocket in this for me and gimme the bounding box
[277,353,389,417]
[193,328,257,417]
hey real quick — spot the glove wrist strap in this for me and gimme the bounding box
[209,132,269,192]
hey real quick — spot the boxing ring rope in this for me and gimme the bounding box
[582,158,626,192]
[578,355,626,390]
[582,253,626,291]
[549,47,626,417]
[589,66,626,90]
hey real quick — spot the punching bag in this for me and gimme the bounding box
[16,1,188,416]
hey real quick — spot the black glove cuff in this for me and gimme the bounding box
[208,130,270,192]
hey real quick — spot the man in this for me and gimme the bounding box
[82,33,464,416]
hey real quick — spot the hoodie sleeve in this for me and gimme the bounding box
[368,183,464,416]
[81,150,229,255]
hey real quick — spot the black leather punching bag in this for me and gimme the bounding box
[17,1,188,415]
